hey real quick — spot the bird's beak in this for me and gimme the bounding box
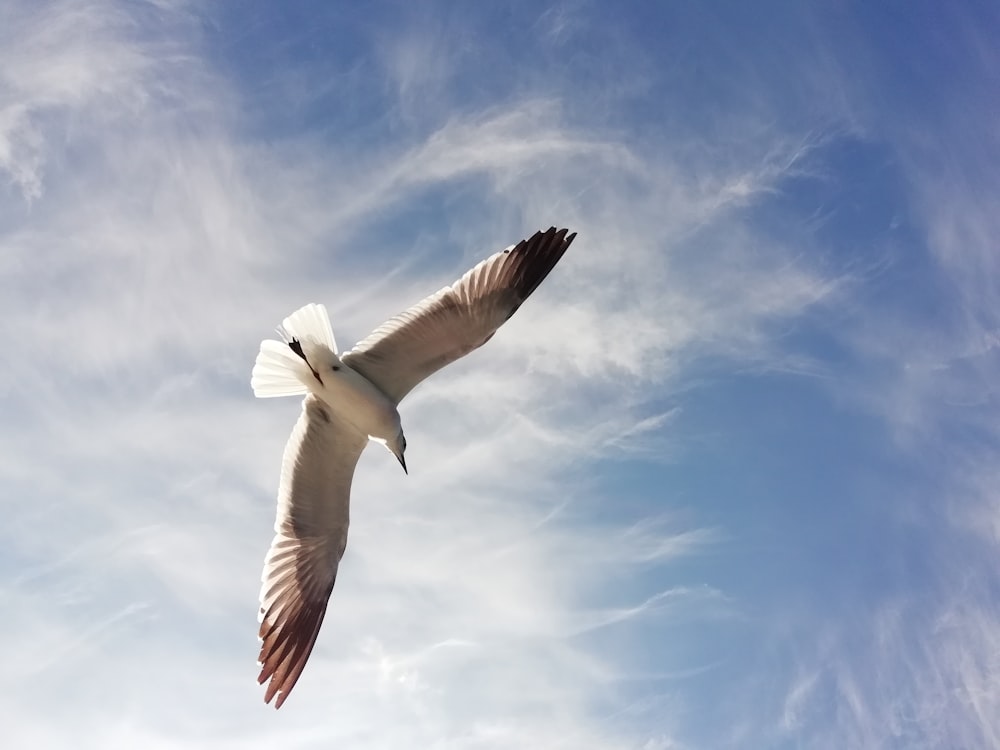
[397,453,408,475]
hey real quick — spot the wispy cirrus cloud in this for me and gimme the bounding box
[2,2,948,749]
[744,8,1000,750]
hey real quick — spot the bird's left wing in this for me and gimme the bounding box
[257,394,369,708]
[342,227,575,403]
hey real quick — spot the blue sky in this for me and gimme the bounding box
[2,1,999,747]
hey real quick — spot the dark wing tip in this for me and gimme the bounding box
[257,591,332,709]
[503,227,575,315]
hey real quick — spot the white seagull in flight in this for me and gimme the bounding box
[250,227,576,708]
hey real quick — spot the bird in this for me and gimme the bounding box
[250,226,576,708]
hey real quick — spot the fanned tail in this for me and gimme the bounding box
[251,340,311,398]
[280,303,337,354]
[251,303,337,398]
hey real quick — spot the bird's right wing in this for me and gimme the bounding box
[257,394,369,709]
[342,227,575,403]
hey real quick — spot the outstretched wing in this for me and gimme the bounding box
[342,227,575,403]
[257,394,368,708]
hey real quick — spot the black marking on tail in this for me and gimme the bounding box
[288,338,323,385]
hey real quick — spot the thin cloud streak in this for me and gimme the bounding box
[750,9,1000,749]
[0,3,894,749]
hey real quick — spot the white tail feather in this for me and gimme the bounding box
[250,304,337,398]
[281,303,337,354]
[251,303,337,398]
[251,340,310,398]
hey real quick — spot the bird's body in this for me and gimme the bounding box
[311,351,402,449]
[250,227,576,708]
[253,309,403,448]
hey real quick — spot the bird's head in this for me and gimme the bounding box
[389,429,407,475]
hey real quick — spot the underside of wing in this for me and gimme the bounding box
[257,395,369,708]
[343,227,575,402]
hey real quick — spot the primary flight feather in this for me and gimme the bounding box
[250,226,576,708]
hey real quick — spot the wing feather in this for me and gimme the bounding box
[257,394,368,708]
[342,227,575,402]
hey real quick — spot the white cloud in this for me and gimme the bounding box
[754,15,1000,745]
[773,576,1000,750]
[0,2,856,748]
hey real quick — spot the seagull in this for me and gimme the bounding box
[250,226,576,708]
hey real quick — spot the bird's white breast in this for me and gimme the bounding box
[314,362,401,442]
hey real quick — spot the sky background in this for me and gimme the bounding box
[2,1,999,748]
